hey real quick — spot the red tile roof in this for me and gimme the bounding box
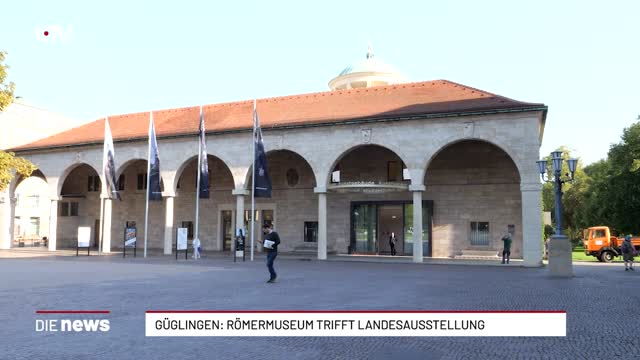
[11,80,545,151]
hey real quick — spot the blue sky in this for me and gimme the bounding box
[1,0,638,165]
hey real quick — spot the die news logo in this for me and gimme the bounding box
[35,25,73,43]
[35,310,110,333]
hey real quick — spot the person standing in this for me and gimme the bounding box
[389,232,397,256]
[261,223,280,283]
[192,237,201,259]
[501,232,512,264]
[621,235,636,271]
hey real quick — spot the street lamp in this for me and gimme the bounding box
[536,151,578,277]
[536,152,578,235]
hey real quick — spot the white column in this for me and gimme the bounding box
[48,198,58,251]
[521,183,543,267]
[315,186,327,260]
[232,189,248,240]
[163,195,174,255]
[411,185,425,263]
[0,190,15,249]
[102,198,113,253]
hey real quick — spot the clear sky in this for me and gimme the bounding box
[1,0,638,165]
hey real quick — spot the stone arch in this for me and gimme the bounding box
[115,158,165,193]
[422,137,523,184]
[57,162,101,196]
[323,143,411,187]
[173,154,235,194]
[243,149,319,190]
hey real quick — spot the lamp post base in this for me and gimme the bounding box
[549,235,573,277]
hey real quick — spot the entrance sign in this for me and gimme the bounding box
[123,226,137,258]
[177,228,188,250]
[76,226,91,256]
[77,227,91,247]
[175,228,189,260]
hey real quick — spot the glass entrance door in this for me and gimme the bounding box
[351,204,377,253]
[377,205,403,255]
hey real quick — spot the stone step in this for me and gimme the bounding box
[458,250,500,257]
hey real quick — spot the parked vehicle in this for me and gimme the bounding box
[583,226,640,262]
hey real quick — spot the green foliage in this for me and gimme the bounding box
[0,151,37,191]
[552,121,640,236]
[0,51,15,111]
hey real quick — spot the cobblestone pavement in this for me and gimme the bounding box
[0,254,639,360]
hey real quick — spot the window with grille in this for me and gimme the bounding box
[470,221,490,246]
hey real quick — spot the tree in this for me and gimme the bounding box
[605,121,640,233]
[0,50,35,190]
[0,51,15,111]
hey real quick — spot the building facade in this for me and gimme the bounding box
[1,78,546,266]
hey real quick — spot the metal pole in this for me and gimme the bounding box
[250,100,256,262]
[554,171,562,236]
[194,106,202,252]
[98,197,104,256]
[144,113,152,258]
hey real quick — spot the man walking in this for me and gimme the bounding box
[261,223,280,283]
[501,231,512,264]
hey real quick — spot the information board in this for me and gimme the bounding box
[125,227,137,247]
[177,228,188,250]
[77,227,91,248]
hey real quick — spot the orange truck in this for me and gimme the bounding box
[583,226,640,262]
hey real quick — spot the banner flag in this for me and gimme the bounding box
[253,106,272,198]
[148,114,162,201]
[102,118,121,200]
[198,106,209,199]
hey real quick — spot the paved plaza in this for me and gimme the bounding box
[1,252,639,360]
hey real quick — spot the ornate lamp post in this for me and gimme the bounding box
[536,151,578,277]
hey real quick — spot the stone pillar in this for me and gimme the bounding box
[315,186,327,260]
[0,190,15,249]
[410,185,425,263]
[102,198,113,253]
[48,198,58,251]
[521,183,544,267]
[232,189,249,242]
[162,195,175,255]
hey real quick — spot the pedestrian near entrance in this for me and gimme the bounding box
[621,235,636,271]
[389,232,397,256]
[501,232,512,264]
[260,223,280,283]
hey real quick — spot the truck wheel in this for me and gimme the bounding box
[602,251,614,263]
[597,254,604,262]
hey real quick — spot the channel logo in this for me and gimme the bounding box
[34,25,73,43]
[35,310,110,333]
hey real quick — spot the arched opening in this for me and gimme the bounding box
[57,164,102,249]
[112,159,165,251]
[244,150,317,253]
[326,145,426,256]
[12,170,49,248]
[425,140,521,258]
[174,155,234,251]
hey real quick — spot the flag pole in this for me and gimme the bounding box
[144,112,152,258]
[251,99,256,261]
[98,117,107,257]
[98,196,104,256]
[194,105,202,254]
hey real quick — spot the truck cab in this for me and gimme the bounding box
[583,226,618,262]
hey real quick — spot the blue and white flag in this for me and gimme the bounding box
[198,106,209,199]
[253,102,272,198]
[147,113,162,201]
[102,118,121,200]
